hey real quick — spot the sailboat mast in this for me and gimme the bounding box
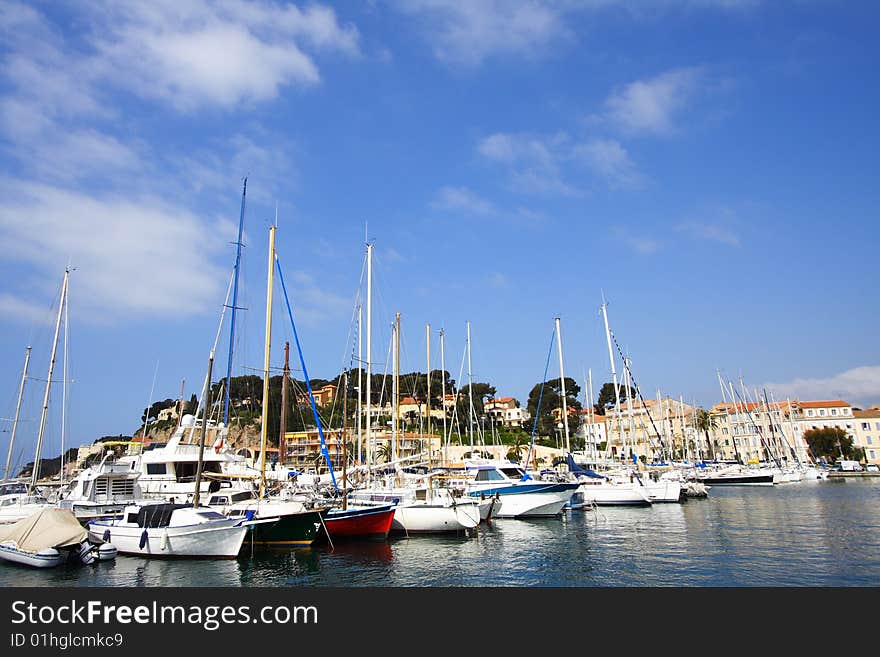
[280,342,290,468]
[440,328,448,463]
[601,300,623,462]
[466,320,474,451]
[426,323,431,465]
[258,225,276,498]
[366,243,373,482]
[392,313,400,467]
[31,269,68,490]
[192,353,214,508]
[357,304,363,465]
[3,346,30,482]
[554,317,571,454]
[60,275,70,487]
[588,368,595,463]
[223,178,247,425]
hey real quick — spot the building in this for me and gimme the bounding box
[296,384,338,407]
[852,407,880,465]
[604,397,698,462]
[484,397,530,428]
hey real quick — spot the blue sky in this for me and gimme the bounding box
[1,1,878,467]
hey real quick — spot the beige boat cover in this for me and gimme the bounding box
[0,508,87,551]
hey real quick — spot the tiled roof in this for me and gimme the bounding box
[798,400,851,409]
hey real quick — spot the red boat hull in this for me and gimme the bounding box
[323,505,396,540]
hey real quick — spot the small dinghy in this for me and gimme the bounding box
[0,508,116,568]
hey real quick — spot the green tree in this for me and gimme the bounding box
[803,427,857,461]
[696,409,719,459]
[595,381,634,415]
[526,377,581,439]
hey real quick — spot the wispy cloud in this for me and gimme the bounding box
[0,178,232,323]
[88,1,360,112]
[676,221,740,246]
[0,292,56,325]
[573,138,642,189]
[601,67,704,136]
[286,271,352,328]
[615,228,662,254]
[478,132,640,194]
[764,366,880,408]
[392,0,571,66]
[487,272,508,289]
[432,186,497,216]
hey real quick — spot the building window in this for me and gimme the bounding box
[831,409,837,416]
[876,422,880,431]
[870,450,876,460]
[868,436,873,445]
[807,410,814,417]
[862,423,871,430]
[819,409,826,416]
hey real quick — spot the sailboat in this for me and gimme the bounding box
[0,270,71,524]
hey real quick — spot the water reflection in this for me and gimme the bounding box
[2,482,879,586]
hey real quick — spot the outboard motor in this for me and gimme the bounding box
[78,541,96,565]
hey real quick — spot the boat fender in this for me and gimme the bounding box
[102,529,111,543]
[160,530,169,551]
[139,529,148,550]
[98,543,118,561]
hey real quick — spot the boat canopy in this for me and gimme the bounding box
[0,508,87,551]
[566,454,605,479]
[133,504,190,528]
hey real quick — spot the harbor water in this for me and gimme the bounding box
[2,479,879,586]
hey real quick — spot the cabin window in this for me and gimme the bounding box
[474,469,505,482]
[500,468,524,479]
[231,492,255,503]
[211,497,229,505]
[197,511,227,520]
[146,464,167,475]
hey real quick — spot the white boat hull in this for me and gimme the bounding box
[88,520,247,558]
[391,501,480,533]
[578,481,653,506]
[492,489,574,518]
[0,542,63,568]
[644,479,683,503]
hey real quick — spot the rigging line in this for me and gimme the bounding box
[729,380,782,469]
[524,326,556,472]
[608,329,668,455]
[275,255,338,491]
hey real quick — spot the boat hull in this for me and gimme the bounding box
[697,474,774,486]
[0,543,63,568]
[469,483,580,518]
[244,511,326,547]
[578,482,653,506]
[324,505,396,541]
[87,520,247,558]
[391,501,480,533]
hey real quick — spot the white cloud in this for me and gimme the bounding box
[478,131,638,194]
[432,186,496,216]
[0,292,55,325]
[764,367,880,408]
[284,271,352,328]
[394,0,571,66]
[615,229,662,254]
[89,1,359,111]
[676,221,740,246]
[0,178,232,322]
[574,138,642,188]
[603,67,703,136]
[487,272,508,289]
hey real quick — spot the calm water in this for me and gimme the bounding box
[3,479,879,586]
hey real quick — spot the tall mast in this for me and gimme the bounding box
[440,328,448,463]
[426,323,431,463]
[258,225,276,499]
[623,357,636,463]
[192,352,214,508]
[31,269,68,490]
[60,275,70,487]
[601,299,623,462]
[3,346,31,482]
[366,243,373,482]
[223,177,247,425]
[280,341,290,469]
[554,317,570,454]
[466,320,474,451]
[392,313,401,468]
[176,378,186,429]
[588,368,595,463]
[357,304,363,465]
